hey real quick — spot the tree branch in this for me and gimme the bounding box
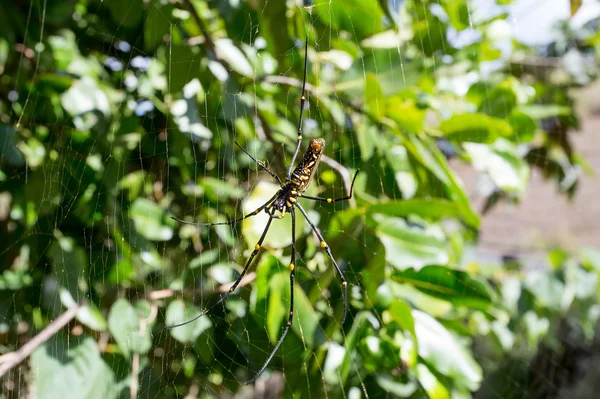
[0,302,85,378]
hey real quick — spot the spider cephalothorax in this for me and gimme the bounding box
[167,39,359,385]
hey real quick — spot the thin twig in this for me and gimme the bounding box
[262,75,319,94]
[146,272,257,301]
[0,302,85,378]
[130,353,140,399]
[182,0,217,56]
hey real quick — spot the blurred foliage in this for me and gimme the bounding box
[0,0,599,397]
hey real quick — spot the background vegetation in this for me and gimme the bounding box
[0,0,599,397]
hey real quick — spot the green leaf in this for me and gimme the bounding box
[465,139,529,193]
[413,310,482,390]
[440,113,513,143]
[376,374,419,396]
[214,39,254,78]
[166,300,212,343]
[388,299,416,340]
[368,199,462,222]
[416,363,451,399]
[145,0,173,51]
[479,86,517,119]
[107,0,142,27]
[61,77,110,117]
[386,100,425,134]
[31,335,118,399]
[108,299,154,357]
[266,272,286,344]
[129,198,173,241]
[443,0,470,31]
[0,124,25,166]
[330,311,379,384]
[376,217,449,271]
[516,104,571,120]
[402,135,480,229]
[392,265,493,309]
[313,0,384,39]
[77,303,108,332]
[365,72,384,121]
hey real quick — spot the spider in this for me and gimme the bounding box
[166,38,359,385]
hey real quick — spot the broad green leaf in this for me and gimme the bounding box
[266,271,286,344]
[392,265,493,309]
[61,77,110,117]
[413,310,482,390]
[375,374,418,397]
[250,254,279,322]
[129,198,173,241]
[361,30,413,49]
[365,72,384,121]
[77,303,108,332]
[508,111,537,142]
[516,104,571,120]
[288,275,319,347]
[108,299,154,357]
[145,0,174,51]
[464,139,529,193]
[107,0,142,27]
[338,50,422,97]
[31,335,118,399]
[416,363,451,399]
[313,0,384,39]
[387,100,425,134]
[368,199,462,222]
[214,39,254,77]
[479,86,517,119]
[356,117,378,161]
[402,135,480,229]
[0,124,25,166]
[170,79,213,141]
[443,0,470,31]
[389,299,416,339]
[334,311,380,384]
[440,113,513,143]
[385,145,417,198]
[376,217,449,271]
[49,238,88,298]
[166,300,212,343]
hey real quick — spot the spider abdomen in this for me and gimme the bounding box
[290,138,325,192]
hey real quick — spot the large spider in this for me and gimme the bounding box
[166,39,359,385]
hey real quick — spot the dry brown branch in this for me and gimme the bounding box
[0,302,84,378]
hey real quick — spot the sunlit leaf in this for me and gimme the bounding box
[108,299,155,357]
[413,310,482,390]
[129,198,173,241]
[31,335,119,399]
[365,72,385,121]
[166,300,212,343]
[392,265,493,309]
[376,217,449,271]
[440,113,513,143]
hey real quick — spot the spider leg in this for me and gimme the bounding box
[245,207,297,385]
[171,191,279,227]
[165,216,274,329]
[235,141,283,186]
[300,169,359,203]
[286,38,309,181]
[295,203,348,323]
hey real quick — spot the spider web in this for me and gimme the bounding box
[0,0,599,398]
